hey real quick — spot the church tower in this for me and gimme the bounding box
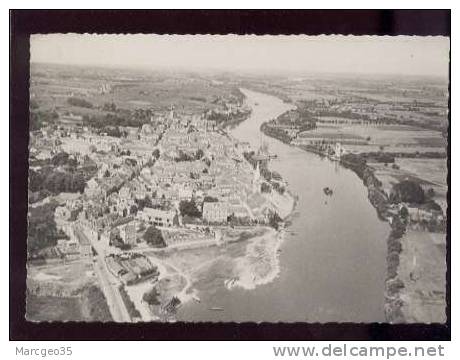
[252,161,261,193]
[169,104,174,121]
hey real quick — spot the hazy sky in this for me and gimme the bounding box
[31,34,450,77]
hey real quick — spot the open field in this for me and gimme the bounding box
[300,124,445,150]
[26,294,85,322]
[28,260,96,293]
[370,158,448,213]
[27,286,113,322]
[397,230,446,323]
[244,73,448,133]
[26,260,93,296]
[26,260,114,321]
[395,158,447,187]
[299,127,365,141]
[30,63,241,117]
[346,125,445,148]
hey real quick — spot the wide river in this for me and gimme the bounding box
[178,89,389,322]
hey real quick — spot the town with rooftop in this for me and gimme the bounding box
[27,63,297,322]
[27,44,448,324]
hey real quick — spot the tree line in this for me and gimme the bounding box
[29,152,97,195]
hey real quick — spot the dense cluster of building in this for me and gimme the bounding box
[30,101,279,263]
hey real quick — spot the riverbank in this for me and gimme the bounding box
[336,158,407,322]
[135,225,291,321]
[261,119,447,323]
[230,227,285,290]
[213,98,298,291]
[232,185,297,290]
[171,88,390,322]
[339,155,446,323]
[259,107,404,320]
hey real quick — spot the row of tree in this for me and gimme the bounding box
[29,152,97,195]
[29,168,87,194]
[260,123,293,144]
[174,149,204,162]
[28,202,66,255]
[143,226,166,248]
[29,110,59,131]
[83,111,152,129]
[179,199,202,218]
[67,97,94,108]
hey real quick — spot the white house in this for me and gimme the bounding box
[137,207,176,227]
[202,202,229,223]
[119,221,137,246]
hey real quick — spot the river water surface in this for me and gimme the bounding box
[178,89,389,322]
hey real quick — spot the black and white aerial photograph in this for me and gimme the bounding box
[24,32,449,325]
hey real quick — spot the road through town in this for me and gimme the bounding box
[76,225,131,322]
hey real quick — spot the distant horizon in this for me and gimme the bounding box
[31,34,450,79]
[30,60,449,82]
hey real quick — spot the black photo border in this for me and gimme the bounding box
[10,9,451,341]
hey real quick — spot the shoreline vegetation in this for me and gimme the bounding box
[337,155,406,322]
[259,99,446,323]
[338,155,446,323]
